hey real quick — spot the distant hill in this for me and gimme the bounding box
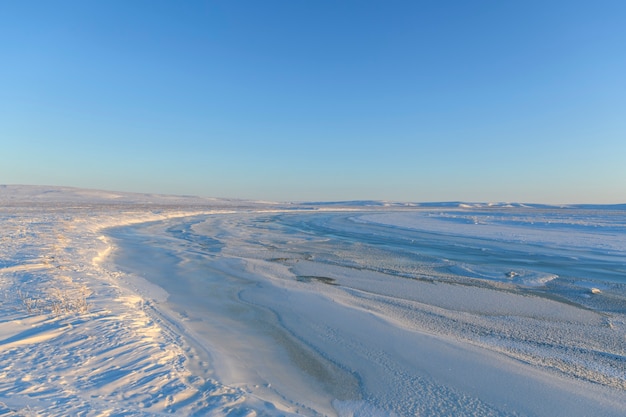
[0,185,262,207]
[3,185,623,210]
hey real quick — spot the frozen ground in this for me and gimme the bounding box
[1,185,625,416]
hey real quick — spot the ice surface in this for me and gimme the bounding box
[1,186,625,416]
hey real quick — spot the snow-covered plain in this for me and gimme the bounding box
[1,186,625,416]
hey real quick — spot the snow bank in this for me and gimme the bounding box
[0,186,283,416]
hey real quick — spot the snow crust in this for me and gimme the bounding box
[1,186,625,416]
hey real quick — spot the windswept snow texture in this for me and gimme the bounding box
[1,186,625,416]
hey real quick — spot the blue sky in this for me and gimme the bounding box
[1,1,625,203]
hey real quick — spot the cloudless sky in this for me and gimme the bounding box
[1,1,625,203]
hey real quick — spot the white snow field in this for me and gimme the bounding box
[1,186,625,416]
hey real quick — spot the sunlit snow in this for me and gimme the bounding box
[1,185,625,416]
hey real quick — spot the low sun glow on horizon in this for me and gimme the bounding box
[1,1,625,204]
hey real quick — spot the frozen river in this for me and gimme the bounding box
[107,206,626,416]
